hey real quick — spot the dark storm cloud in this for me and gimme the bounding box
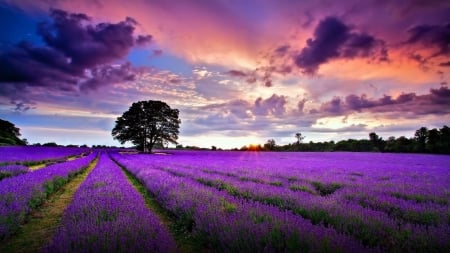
[295,17,388,74]
[405,23,450,57]
[315,86,450,116]
[0,9,151,99]
[225,70,247,77]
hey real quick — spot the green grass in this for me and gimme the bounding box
[0,157,98,253]
[120,165,210,253]
[391,192,448,205]
[289,185,315,194]
[311,181,343,196]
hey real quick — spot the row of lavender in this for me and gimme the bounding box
[0,165,29,180]
[157,151,449,225]
[113,151,450,252]
[45,153,176,252]
[0,152,97,239]
[111,152,372,253]
[0,146,90,165]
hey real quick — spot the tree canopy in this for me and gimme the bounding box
[0,118,26,146]
[112,100,180,152]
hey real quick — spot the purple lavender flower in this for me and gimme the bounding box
[111,150,450,252]
[45,153,176,253]
[0,146,90,164]
[0,152,97,239]
[0,165,29,180]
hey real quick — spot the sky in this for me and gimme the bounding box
[0,0,449,149]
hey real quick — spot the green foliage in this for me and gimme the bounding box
[0,119,26,146]
[391,192,448,205]
[269,181,283,186]
[220,199,237,213]
[289,185,314,194]
[271,125,450,154]
[0,171,13,180]
[112,100,180,153]
[311,181,342,196]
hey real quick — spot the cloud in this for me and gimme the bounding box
[294,16,388,74]
[199,93,288,121]
[0,9,151,101]
[225,70,247,77]
[79,62,136,91]
[311,124,367,133]
[253,94,287,116]
[405,23,450,58]
[439,61,450,67]
[314,86,450,116]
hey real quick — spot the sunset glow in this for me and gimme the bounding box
[0,0,449,148]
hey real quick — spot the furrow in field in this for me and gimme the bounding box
[0,156,99,253]
[114,153,449,253]
[113,158,210,253]
[0,152,98,240]
[112,153,371,253]
[44,153,176,253]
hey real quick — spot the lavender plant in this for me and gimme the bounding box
[112,151,450,252]
[44,153,176,253]
[0,146,90,164]
[0,152,97,239]
[112,153,371,253]
[0,165,29,180]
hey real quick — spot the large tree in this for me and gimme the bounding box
[112,100,180,152]
[0,118,26,145]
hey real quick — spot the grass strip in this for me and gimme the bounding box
[0,158,98,253]
[120,165,210,253]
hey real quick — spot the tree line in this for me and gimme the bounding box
[248,126,450,154]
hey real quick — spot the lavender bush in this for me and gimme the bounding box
[0,152,97,239]
[112,153,372,253]
[0,165,29,180]
[112,151,450,252]
[45,153,176,253]
[0,146,90,164]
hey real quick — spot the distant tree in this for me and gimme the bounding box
[295,132,305,144]
[369,132,385,152]
[414,127,428,152]
[211,145,217,150]
[43,142,58,147]
[112,100,181,153]
[264,139,276,151]
[439,125,450,154]
[426,128,440,153]
[0,118,26,145]
[240,145,248,151]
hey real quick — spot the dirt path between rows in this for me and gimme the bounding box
[0,158,99,253]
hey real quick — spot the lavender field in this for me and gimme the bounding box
[1,147,449,252]
[112,150,450,252]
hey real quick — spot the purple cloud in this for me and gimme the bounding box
[0,9,151,101]
[201,94,288,119]
[405,23,450,58]
[225,70,247,77]
[295,16,388,74]
[253,94,287,116]
[314,86,450,116]
[79,62,136,92]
